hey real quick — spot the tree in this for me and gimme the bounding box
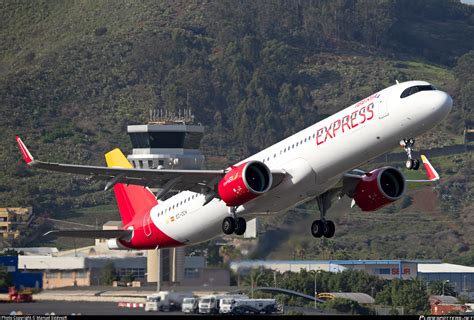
[323,297,371,315]
[379,279,430,314]
[100,261,117,285]
[121,272,135,283]
[429,280,457,297]
[0,269,13,290]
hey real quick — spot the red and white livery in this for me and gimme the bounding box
[16,80,452,248]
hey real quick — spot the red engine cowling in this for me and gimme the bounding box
[353,167,406,211]
[218,161,272,207]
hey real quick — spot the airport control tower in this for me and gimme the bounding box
[126,109,205,287]
[127,109,204,172]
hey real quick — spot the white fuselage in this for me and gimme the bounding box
[147,81,452,245]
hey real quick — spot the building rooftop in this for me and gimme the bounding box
[418,263,474,273]
[19,256,86,270]
[231,259,441,266]
[429,295,460,305]
[103,221,122,227]
[6,247,59,256]
[0,207,32,214]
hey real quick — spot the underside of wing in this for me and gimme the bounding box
[16,137,288,199]
[16,136,225,193]
[34,160,224,192]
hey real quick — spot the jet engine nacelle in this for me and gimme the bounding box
[107,238,131,250]
[353,167,406,211]
[218,161,272,207]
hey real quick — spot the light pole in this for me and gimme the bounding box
[251,270,264,299]
[442,280,450,296]
[314,269,321,310]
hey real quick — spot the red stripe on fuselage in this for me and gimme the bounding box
[119,214,183,249]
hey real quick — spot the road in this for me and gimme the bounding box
[0,301,182,316]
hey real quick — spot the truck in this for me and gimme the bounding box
[219,298,281,314]
[198,294,248,314]
[144,291,193,312]
[6,287,33,303]
[181,297,199,314]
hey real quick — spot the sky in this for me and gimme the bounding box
[461,0,474,4]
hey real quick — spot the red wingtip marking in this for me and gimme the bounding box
[16,136,34,164]
[421,155,439,181]
[423,163,436,181]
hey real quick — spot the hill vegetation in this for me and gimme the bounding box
[0,1,473,261]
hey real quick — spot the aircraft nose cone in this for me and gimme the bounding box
[431,90,453,117]
[438,91,453,113]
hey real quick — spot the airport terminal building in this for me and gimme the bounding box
[13,245,230,289]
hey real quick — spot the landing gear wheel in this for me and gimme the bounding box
[311,220,324,238]
[222,217,236,235]
[413,159,420,170]
[323,220,336,238]
[406,159,415,170]
[234,217,247,236]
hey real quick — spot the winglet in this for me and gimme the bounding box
[15,136,34,164]
[421,155,439,181]
[105,148,133,169]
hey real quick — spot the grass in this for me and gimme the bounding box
[392,60,455,87]
[54,204,120,226]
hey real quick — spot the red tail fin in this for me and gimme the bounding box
[105,149,157,226]
[113,184,157,226]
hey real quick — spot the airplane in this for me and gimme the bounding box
[16,80,452,250]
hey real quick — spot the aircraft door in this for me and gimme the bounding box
[143,211,152,237]
[378,89,391,119]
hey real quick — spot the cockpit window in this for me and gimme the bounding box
[400,85,436,98]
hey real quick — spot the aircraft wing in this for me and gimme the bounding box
[342,155,440,185]
[16,136,286,197]
[16,136,224,194]
[327,155,440,208]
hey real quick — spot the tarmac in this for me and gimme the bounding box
[0,301,162,315]
[31,285,241,303]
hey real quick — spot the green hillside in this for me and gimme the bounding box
[0,1,473,261]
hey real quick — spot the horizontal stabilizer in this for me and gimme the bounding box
[43,229,132,240]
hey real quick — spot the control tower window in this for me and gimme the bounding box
[183,132,203,149]
[400,85,436,98]
[129,132,203,149]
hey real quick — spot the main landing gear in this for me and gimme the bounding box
[222,207,247,236]
[311,193,336,238]
[400,138,420,170]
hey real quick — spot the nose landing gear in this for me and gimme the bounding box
[222,207,247,236]
[400,139,420,170]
